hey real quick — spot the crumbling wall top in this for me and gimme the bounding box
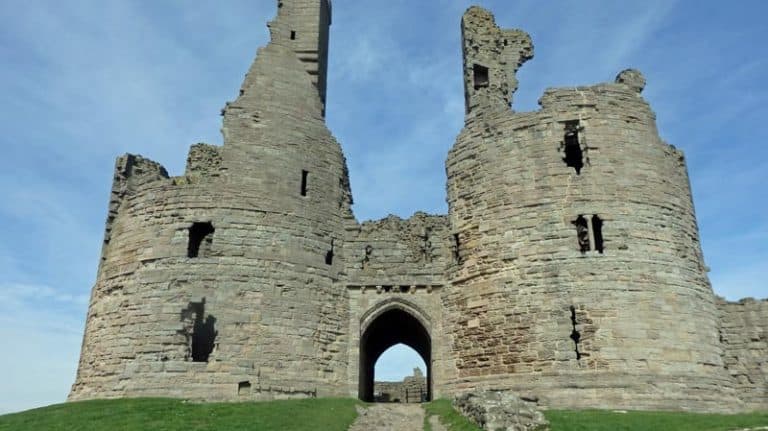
[615,69,646,93]
[461,6,533,117]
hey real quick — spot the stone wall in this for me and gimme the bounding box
[70,0,351,401]
[442,7,739,412]
[718,298,768,410]
[374,368,428,403]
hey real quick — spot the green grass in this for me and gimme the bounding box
[4,398,766,431]
[0,398,360,431]
[423,399,482,431]
[545,409,768,431]
[424,399,768,431]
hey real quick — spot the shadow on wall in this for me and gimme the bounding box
[181,299,218,362]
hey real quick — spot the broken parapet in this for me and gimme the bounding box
[717,297,768,410]
[184,143,222,183]
[461,6,533,117]
[101,154,169,255]
[615,68,647,93]
[345,213,450,285]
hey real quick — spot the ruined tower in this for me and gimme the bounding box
[71,2,767,412]
[444,6,743,411]
[70,0,353,400]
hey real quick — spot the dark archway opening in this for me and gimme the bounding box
[359,308,431,402]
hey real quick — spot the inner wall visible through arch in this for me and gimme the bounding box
[359,308,432,402]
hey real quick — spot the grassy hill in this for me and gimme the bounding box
[1,398,766,431]
[425,400,768,431]
[0,398,359,431]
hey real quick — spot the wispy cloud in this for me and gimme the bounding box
[0,283,89,309]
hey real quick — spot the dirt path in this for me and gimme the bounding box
[348,404,427,431]
[428,414,449,431]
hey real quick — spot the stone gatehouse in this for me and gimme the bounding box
[69,0,767,413]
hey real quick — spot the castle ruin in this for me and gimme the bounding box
[70,1,767,412]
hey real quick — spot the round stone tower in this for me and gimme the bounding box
[70,0,353,401]
[443,6,739,412]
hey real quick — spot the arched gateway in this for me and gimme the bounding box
[358,300,432,402]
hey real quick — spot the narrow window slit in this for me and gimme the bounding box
[563,121,584,174]
[473,64,489,89]
[572,216,590,254]
[569,306,582,360]
[301,170,309,196]
[452,233,462,264]
[290,31,296,40]
[188,222,215,258]
[325,239,335,265]
[592,215,604,254]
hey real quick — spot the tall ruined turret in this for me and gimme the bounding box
[70,0,352,401]
[444,6,741,411]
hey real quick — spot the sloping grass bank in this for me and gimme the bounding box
[425,399,768,431]
[0,398,360,431]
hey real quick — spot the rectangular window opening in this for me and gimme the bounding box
[238,381,251,396]
[188,222,215,258]
[473,64,489,89]
[301,170,309,197]
[563,121,584,175]
[452,233,462,264]
[592,215,604,254]
[290,31,297,40]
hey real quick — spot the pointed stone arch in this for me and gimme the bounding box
[358,298,432,402]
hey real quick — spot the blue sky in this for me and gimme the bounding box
[1,0,766,414]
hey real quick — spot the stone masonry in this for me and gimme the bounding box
[374,368,428,403]
[70,1,767,413]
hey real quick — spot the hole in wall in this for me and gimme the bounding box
[563,121,584,174]
[572,216,589,254]
[452,233,462,264]
[325,239,335,265]
[362,245,373,269]
[238,381,251,396]
[473,64,489,89]
[301,170,309,197]
[188,222,215,258]
[569,306,582,360]
[290,30,296,40]
[592,215,604,254]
